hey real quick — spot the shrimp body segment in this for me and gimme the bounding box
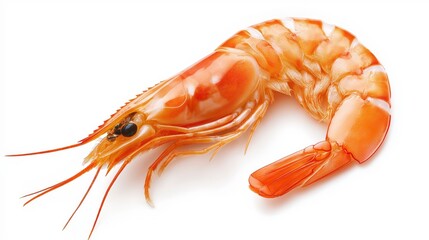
[9,18,390,237]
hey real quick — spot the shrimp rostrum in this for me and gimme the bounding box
[9,18,390,237]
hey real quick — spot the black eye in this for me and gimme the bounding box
[121,122,137,137]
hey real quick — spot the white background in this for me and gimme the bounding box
[1,0,428,239]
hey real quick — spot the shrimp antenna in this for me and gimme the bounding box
[21,162,96,206]
[6,131,101,157]
[6,142,87,157]
[88,161,129,240]
[63,167,102,230]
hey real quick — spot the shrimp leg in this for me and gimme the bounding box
[144,98,270,204]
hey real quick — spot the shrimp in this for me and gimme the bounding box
[8,18,391,238]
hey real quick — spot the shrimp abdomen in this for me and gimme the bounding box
[248,18,391,198]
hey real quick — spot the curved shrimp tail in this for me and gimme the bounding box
[249,141,352,198]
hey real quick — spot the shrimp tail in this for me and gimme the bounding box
[249,141,352,198]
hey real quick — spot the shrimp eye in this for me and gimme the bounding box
[121,122,137,137]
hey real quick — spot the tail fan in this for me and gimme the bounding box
[249,141,353,198]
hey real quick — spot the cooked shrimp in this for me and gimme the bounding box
[8,17,390,238]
